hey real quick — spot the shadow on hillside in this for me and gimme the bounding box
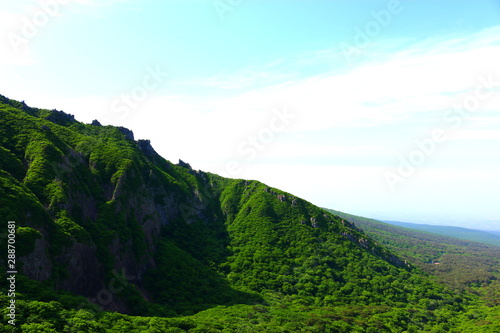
[140,238,263,317]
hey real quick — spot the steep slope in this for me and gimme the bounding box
[1,95,492,331]
[0,95,254,315]
[324,208,500,293]
[0,93,419,307]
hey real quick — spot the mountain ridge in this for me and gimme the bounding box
[381,220,500,247]
[1,94,499,331]
[0,95,414,308]
[323,208,500,293]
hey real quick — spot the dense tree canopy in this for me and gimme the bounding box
[1,95,499,332]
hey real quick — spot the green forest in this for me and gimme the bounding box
[0,95,499,332]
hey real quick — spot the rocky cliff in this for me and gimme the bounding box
[0,95,418,316]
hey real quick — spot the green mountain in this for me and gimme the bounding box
[381,220,500,247]
[1,95,499,332]
[323,209,500,300]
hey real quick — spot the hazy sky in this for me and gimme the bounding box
[1,0,500,230]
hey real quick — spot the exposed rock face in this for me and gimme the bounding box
[46,110,76,126]
[56,242,105,297]
[1,100,414,313]
[19,237,52,282]
[137,139,171,170]
[117,126,134,140]
[137,139,155,157]
[108,235,154,286]
[177,159,192,170]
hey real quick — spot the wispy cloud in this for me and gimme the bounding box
[49,25,497,174]
[177,26,500,133]
[451,129,500,141]
[16,25,499,175]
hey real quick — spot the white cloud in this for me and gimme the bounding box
[36,25,500,176]
[0,10,36,67]
[450,129,500,141]
[175,25,500,137]
[2,20,499,228]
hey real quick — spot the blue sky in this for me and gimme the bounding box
[1,0,500,230]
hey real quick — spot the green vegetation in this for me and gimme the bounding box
[324,209,500,292]
[1,94,499,332]
[383,220,500,247]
